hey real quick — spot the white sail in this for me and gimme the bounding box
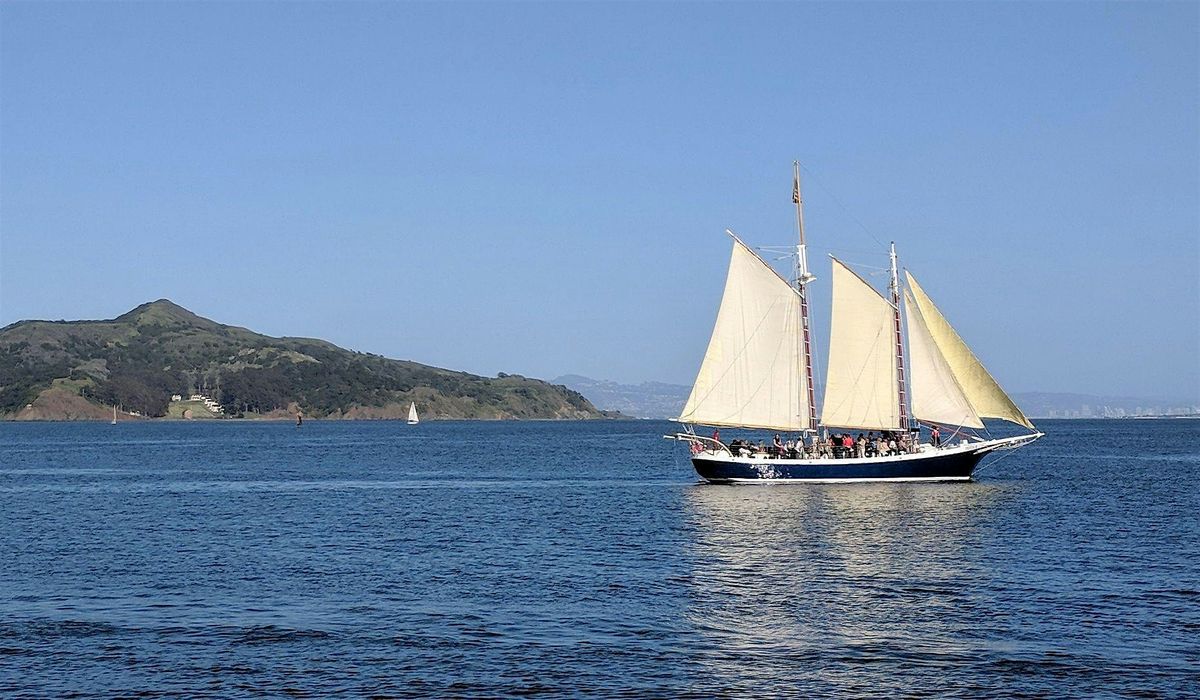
[905,272,1035,430]
[678,236,811,431]
[407,402,419,424]
[904,288,984,429]
[820,258,901,431]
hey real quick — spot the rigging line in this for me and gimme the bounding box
[973,445,1020,475]
[810,324,825,421]
[836,259,891,273]
[799,163,888,251]
[827,247,892,258]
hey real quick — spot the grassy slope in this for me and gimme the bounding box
[0,300,605,421]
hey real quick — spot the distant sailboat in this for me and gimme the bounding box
[407,402,419,425]
[668,163,1042,482]
[111,405,117,425]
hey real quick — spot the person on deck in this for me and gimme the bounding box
[931,425,941,448]
[773,434,784,457]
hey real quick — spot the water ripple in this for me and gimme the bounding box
[0,419,1196,696]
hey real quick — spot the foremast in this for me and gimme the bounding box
[793,162,818,432]
[888,242,910,431]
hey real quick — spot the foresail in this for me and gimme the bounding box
[820,259,902,431]
[678,237,811,431]
[905,272,1035,430]
[904,288,984,429]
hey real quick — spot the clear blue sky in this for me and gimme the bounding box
[2,2,1197,401]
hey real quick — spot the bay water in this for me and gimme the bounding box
[1,419,1197,697]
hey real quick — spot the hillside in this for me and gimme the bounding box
[0,300,607,421]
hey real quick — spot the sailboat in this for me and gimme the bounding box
[407,402,419,425]
[111,405,117,425]
[668,163,1042,483]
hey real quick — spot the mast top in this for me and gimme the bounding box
[793,161,814,285]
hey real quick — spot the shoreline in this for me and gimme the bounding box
[1,415,630,424]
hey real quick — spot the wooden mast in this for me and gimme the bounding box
[888,241,909,430]
[793,162,818,431]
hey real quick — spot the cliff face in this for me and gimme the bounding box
[0,300,606,421]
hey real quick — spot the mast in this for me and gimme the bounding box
[888,242,909,430]
[793,162,818,432]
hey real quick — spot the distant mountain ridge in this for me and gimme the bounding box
[1,300,608,421]
[553,375,690,419]
[556,374,1197,420]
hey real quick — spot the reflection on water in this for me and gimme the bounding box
[682,483,1008,694]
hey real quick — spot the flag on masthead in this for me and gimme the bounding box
[792,177,800,204]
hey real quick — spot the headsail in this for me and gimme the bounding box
[678,236,811,431]
[905,272,1035,430]
[904,288,984,429]
[821,258,902,431]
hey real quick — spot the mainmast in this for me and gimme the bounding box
[888,241,909,430]
[793,162,818,430]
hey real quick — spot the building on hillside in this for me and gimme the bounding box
[187,393,225,414]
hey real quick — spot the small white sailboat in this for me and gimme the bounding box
[111,405,117,425]
[668,163,1042,482]
[407,401,419,425]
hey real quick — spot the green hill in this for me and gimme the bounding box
[0,300,608,420]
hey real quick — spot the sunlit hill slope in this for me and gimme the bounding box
[0,300,607,421]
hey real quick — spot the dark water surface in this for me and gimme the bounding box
[1,419,1197,697]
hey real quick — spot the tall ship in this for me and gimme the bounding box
[669,163,1042,482]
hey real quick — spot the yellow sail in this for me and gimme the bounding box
[820,258,902,431]
[905,272,1035,430]
[678,236,811,431]
[904,288,984,429]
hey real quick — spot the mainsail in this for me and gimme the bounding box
[904,288,984,429]
[905,272,1035,430]
[820,258,902,431]
[678,236,811,431]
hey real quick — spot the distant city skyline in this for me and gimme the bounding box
[2,2,1197,401]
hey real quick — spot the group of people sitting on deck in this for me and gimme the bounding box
[720,428,938,460]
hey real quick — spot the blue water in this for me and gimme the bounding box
[1,419,1197,697]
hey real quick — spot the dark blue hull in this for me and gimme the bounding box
[692,447,986,483]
